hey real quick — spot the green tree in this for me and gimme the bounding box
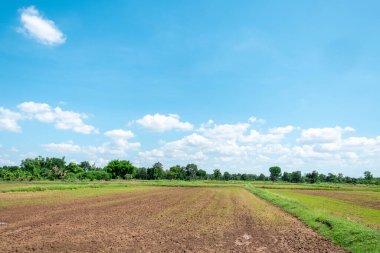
[169,165,185,179]
[282,172,291,182]
[290,171,302,183]
[326,173,337,183]
[66,162,84,174]
[223,171,231,181]
[79,161,92,171]
[21,158,42,178]
[364,171,373,181]
[258,173,266,181]
[105,160,136,179]
[196,169,207,179]
[241,174,248,181]
[269,166,281,181]
[185,163,198,179]
[135,167,147,179]
[213,169,222,180]
[305,170,319,183]
[147,162,164,180]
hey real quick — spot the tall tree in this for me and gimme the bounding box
[364,171,373,180]
[66,162,84,174]
[269,166,281,181]
[213,169,222,180]
[105,160,136,179]
[147,162,164,180]
[185,163,198,179]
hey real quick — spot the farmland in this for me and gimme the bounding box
[0,181,379,252]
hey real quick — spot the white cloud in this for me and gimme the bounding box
[0,107,22,132]
[2,103,380,176]
[18,6,66,45]
[42,129,140,159]
[139,133,209,162]
[297,126,354,144]
[198,123,249,140]
[139,121,290,165]
[18,102,98,134]
[135,113,193,132]
[104,129,134,139]
[248,116,266,124]
[240,130,285,143]
[42,141,81,153]
[103,129,140,155]
[137,121,380,176]
[269,125,295,135]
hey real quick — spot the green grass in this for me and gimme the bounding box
[251,182,380,192]
[0,185,157,208]
[268,189,380,229]
[0,182,129,193]
[0,180,244,192]
[131,180,245,188]
[246,184,380,253]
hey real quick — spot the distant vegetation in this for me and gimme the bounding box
[0,156,379,184]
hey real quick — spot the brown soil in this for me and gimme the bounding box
[0,187,345,252]
[291,190,380,210]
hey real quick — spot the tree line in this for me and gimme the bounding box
[0,156,378,185]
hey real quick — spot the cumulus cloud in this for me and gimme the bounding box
[298,126,354,143]
[102,129,141,155]
[137,120,380,175]
[3,104,380,175]
[135,113,193,132]
[18,6,66,45]
[18,102,98,134]
[269,125,295,135]
[43,129,140,158]
[248,116,266,124]
[42,141,81,153]
[104,129,134,139]
[139,133,209,161]
[198,123,250,140]
[0,107,22,132]
[139,121,294,166]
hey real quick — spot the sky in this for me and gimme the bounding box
[0,0,379,176]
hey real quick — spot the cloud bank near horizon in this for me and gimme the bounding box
[0,101,379,176]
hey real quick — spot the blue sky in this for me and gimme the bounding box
[0,1,379,176]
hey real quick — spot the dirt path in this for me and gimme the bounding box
[0,187,345,252]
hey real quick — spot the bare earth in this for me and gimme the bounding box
[0,187,345,252]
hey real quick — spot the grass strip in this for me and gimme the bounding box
[257,185,380,192]
[0,183,128,193]
[246,184,380,253]
[131,180,244,188]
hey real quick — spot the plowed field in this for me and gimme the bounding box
[0,186,344,252]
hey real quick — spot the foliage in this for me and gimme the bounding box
[269,166,281,181]
[213,169,222,180]
[147,162,164,179]
[66,162,85,174]
[105,160,136,179]
[0,157,379,185]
